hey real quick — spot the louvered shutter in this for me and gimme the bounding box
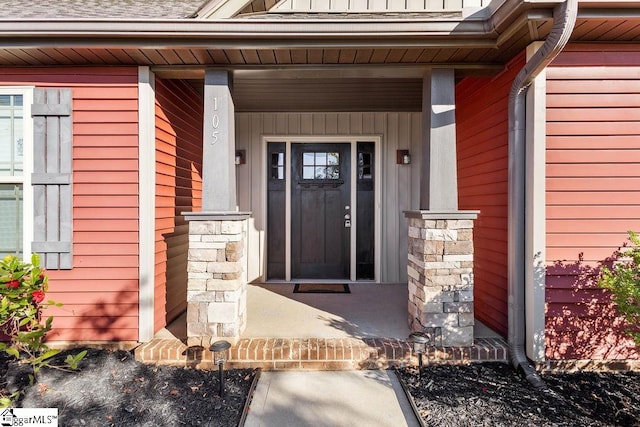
[31,88,73,269]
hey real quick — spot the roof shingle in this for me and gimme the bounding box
[0,0,207,19]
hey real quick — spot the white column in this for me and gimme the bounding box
[138,66,156,342]
[420,69,459,211]
[525,42,547,362]
[202,70,236,212]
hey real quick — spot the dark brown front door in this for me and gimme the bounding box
[291,143,350,279]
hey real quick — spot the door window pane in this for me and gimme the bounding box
[302,152,340,180]
[0,184,23,256]
[270,152,285,180]
[358,152,372,180]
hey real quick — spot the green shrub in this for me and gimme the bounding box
[598,231,640,345]
[0,253,85,407]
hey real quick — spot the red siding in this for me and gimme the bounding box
[545,44,640,360]
[456,53,525,338]
[154,78,203,333]
[0,67,140,341]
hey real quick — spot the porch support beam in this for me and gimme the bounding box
[420,68,458,211]
[202,69,236,212]
[183,70,252,346]
[406,68,480,347]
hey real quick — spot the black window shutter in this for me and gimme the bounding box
[31,88,73,270]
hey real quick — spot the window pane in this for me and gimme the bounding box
[0,184,23,256]
[0,94,23,177]
[327,153,339,165]
[303,166,314,180]
[13,116,23,174]
[315,152,327,166]
[358,153,372,180]
[0,117,10,176]
[303,152,315,166]
[271,152,285,180]
[326,166,339,179]
[314,167,326,179]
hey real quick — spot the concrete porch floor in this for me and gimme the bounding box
[135,283,508,369]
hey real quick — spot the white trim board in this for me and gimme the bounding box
[0,86,34,260]
[138,67,156,343]
[525,42,546,363]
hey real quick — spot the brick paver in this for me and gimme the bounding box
[134,336,509,370]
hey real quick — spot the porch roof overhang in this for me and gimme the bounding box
[0,0,638,71]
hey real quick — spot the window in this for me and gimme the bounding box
[270,152,285,180]
[0,89,32,258]
[302,152,340,180]
[358,152,372,180]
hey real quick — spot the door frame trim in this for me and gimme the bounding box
[262,136,382,283]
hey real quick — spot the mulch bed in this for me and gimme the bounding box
[1,349,258,427]
[396,363,640,427]
[2,350,639,426]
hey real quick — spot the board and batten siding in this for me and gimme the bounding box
[272,0,490,13]
[545,45,640,360]
[455,53,525,338]
[154,78,203,333]
[236,112,421,283]
[0,67,140,341]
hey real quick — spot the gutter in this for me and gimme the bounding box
[507,0,577,387]
[0,18,496,50]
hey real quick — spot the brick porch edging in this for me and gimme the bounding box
[134,337,509,370]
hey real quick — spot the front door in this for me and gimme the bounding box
[291,143,350,279]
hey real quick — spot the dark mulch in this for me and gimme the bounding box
[3,350,639,426]
[396,363,640,427]
[0,348,257,427]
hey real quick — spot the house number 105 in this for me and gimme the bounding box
[211,97,220,145]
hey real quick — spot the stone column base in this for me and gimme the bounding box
[404,210,479,347]
[184,212,251,346]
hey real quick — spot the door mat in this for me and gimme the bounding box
[293,283,351,294]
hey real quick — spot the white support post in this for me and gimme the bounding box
[138,66,156,343]
[525,42,547,362]
[202,70,237,212]
[420,68,459,211]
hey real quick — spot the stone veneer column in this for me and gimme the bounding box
[405,210,479,347]
[184,212,251,346]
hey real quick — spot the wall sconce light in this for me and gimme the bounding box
[396,149,411,165]
[235,150,246,165]
[210,340,231,397]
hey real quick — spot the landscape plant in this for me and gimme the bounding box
[598,230,640,344]
[0,253,85,407]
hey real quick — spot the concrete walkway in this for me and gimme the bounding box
[244,370,421,427]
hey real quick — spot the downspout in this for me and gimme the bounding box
[507,0,577,386]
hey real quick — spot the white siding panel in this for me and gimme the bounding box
[237,112,421,283]
[272,0,488,11]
